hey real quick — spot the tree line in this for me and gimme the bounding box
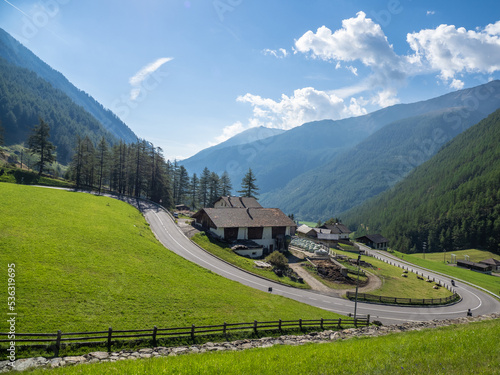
[23,118,260,211]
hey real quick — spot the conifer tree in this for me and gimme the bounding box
[27,118,56,175]
[238,168,259,198]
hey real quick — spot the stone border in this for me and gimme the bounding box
[1,313,498,373]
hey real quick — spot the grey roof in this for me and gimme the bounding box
[297,225,315,234]
[356,234,389,244]
[479,258,500,266]
[214,196,262,208]
[322,223,351,234]
[193,207,296,228]
[313,228,331,234]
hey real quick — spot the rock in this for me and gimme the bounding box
[11,358,39,372]
[88,351,109,360]
[64,356,86,364]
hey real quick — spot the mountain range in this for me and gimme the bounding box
[182,81,500,220]
[342,107,500,254]
[0,27,137,161]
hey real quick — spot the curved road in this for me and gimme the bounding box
[127,199,500,325]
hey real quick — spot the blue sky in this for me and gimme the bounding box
[1,0,500,160]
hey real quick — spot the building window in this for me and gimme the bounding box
[272,226,286,239]
[248,227,263,240]
[224,227,238,241]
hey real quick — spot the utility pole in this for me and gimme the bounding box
[423,241,426,260]
[354,254,361,320]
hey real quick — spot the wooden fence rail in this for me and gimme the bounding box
[0,317,369,356]
[346,292,460,306]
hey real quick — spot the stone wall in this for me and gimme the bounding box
[1,313,498,373]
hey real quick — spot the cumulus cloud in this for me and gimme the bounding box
[129,57,173,100]
[237,87,367,130]
[407,21,500,85]
[295,12,403,72]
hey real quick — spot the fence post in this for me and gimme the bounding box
[107,327,112,351]
[253,320,258,335]
[54,330,62,357]
[223,322,227,337]
[320,318,324,330]
[299,319,303,331]
[338,318,341,328]
[152,326,158,346]
[367,315,370,325]
[191,324,196,342]
[279,319,282,332]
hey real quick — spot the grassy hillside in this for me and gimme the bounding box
[390,250,500,297]
[0,184,343,335]
[28,319,500,374]
[344,108,500,255]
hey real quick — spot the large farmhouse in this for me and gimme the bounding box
[192,197,296,258]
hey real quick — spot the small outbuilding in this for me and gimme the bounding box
[356,234,389,250]
[479,258,500,271]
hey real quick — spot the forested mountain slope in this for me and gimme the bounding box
[0,28,137,144]
[0,58,117,164]
[343,108,500,255]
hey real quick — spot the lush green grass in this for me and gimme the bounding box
[27,319,500,374]
[332,249,453,299]
[191,233,310,289]
[391,250,500,297]
[0,184,344,338]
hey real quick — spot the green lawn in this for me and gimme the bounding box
[191,233,310,289]
[27,319,500,374]
[391,250,500,297]
[331,249,453,299]
[0,184,344,338]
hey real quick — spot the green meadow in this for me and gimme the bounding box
[391,250,500,297]
[191,233,310,288]
[0,183,344,337]
[27,319,500,374]
[330,248,454,299]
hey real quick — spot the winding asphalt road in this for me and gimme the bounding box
[125,199,500,325]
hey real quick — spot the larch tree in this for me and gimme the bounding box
[27,118,56,176]
[238,168,259,198]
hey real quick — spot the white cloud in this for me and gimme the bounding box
[129,57,173,100]
[407,22,500,86]
[450,78,465,90]
[294,11,407,102]
[426,10,435,16]
[237,87,367,130]
[213,121,246,144]
[295,12,401,70]
[262,48,288,58]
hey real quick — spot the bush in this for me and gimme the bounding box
[265,251,288,270]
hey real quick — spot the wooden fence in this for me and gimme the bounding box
[0,317,370,356]
[346,292,460,306]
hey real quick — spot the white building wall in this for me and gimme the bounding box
[238,227,248,240]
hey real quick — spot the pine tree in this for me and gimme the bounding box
[27,118,56,175]
[96,136,109,194]
[220,171,232,196]
[238,168,259,198]
[199,167,211,207]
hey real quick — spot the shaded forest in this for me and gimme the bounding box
[343,108,500,255]
[0,57,118,164]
